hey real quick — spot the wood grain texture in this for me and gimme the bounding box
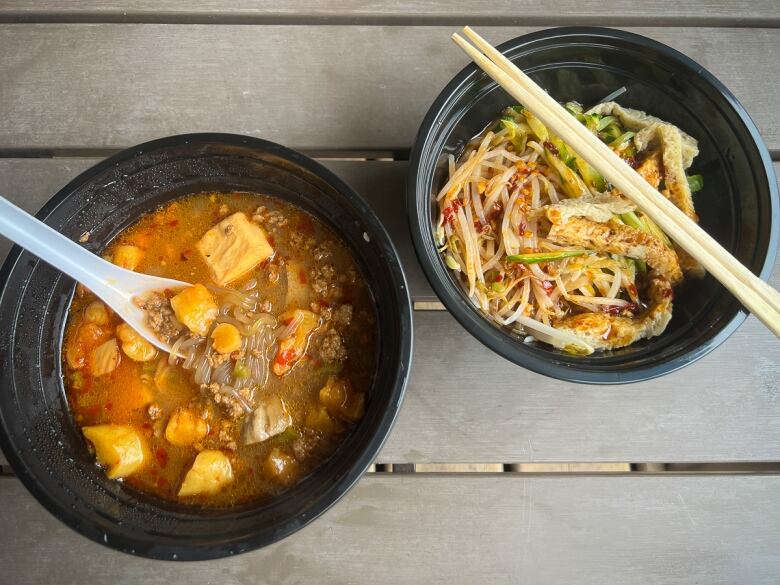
[0,159,778,465]
[2,474,780,584]
[0,25,778,153]
[0,0,777,25]
[382,302,780,463]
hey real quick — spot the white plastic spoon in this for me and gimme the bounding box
[0,196,189,353]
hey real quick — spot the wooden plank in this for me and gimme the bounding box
[2,474,780,583]
[0,25,778,153]
[380,298,780,464]
[0,159,778,465]
[0,0,777,25]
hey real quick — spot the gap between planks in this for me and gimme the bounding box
[0,13,778,28]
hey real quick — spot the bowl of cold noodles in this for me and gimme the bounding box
[0,134,413,559]
[408,27,778,383]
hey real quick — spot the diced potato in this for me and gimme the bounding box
[82,424,147,479]
[165,408,209,447]
[272,309,320,376]
[89,338,120,377]
[210,323,242,354]
[170,284,218,336]
[116,323,158,362]
[243,395,292,445]
[285,260,310,309]
[178,450,233,497]
[196,212,274,286]
[263,447,299,486]
[84,301,110,325]
[111,245,144,271]
[305,405,344,436]
[66,322,108,369]
[319,376,366,423]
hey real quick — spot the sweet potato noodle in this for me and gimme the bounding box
[436,101,704,354]
[63,192,377,506]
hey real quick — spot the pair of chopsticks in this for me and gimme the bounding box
[452,27,780,338]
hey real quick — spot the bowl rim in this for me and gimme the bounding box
[406,26,779,384]
[0,132,414,560]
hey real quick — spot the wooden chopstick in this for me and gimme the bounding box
[452,28,780,338]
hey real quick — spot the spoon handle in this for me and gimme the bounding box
[0,196,127,301]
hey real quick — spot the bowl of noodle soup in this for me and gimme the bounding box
[0,134,413,558]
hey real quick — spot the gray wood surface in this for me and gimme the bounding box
[0,25,778,153]
[1,0,776,25]
[0,159,778,465]
[0,13,779,581]
[2,474,780,584]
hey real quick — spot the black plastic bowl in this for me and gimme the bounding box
[408,27,778,384]
[0,134,413,559]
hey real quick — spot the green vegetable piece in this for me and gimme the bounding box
[491,281,507,293]
[620,211,644,231]
[609,131,635,148]
[635,259,648,273]
[233,360,250,379]
[523,111,549,141]
[641,213,673,248]
[687,174,704,192]
[549,132,606,191]
[564,102,583,116]
[506,250,591,264]
[549,136,573,165]
[444,254,460,271]
[584,114,601,134]
[598,122,623,142]
[597,116,617,131]
[511,105,525,115]
[499,117,527,151]
[543,147,588,198]
[573,156,606,192]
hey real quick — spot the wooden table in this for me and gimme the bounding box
[1,3,779,583]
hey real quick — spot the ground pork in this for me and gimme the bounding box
[319,328,347,363]
[138,292,183,344]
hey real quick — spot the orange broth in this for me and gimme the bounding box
[62,192,378,506]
